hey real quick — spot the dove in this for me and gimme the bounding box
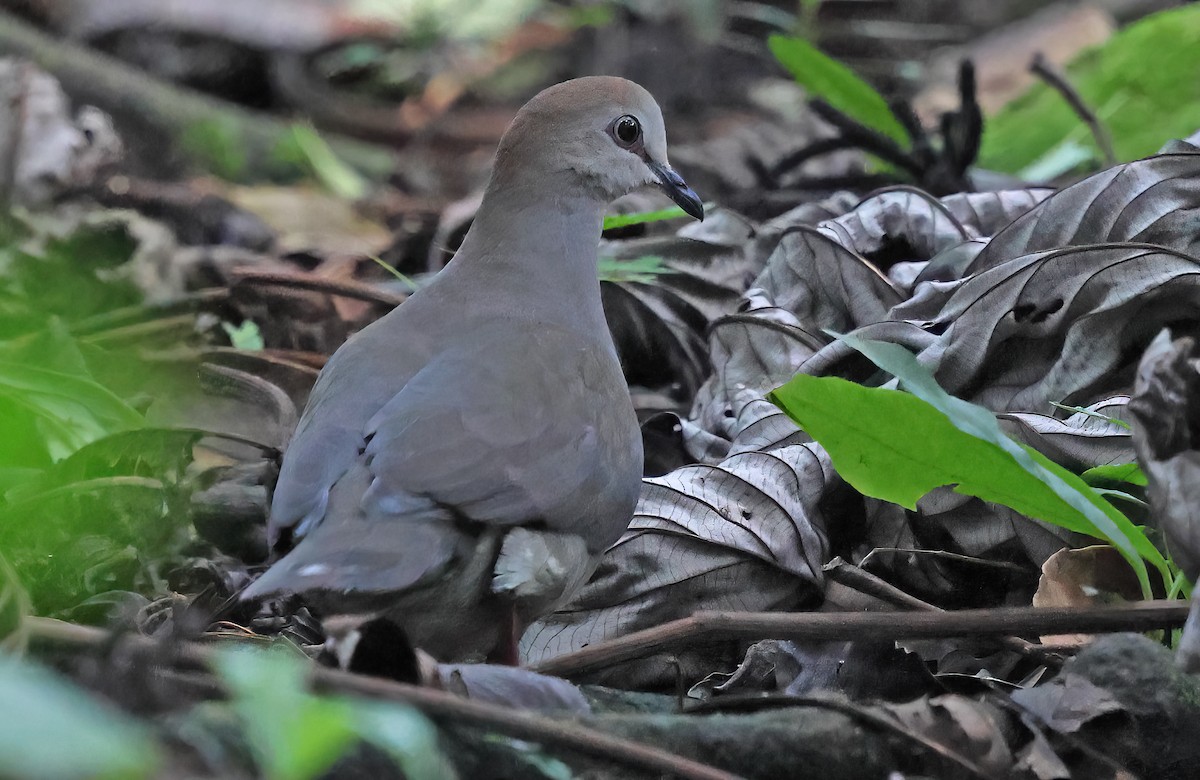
[240,76,704,663]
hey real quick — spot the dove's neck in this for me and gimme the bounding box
[449,173,610,334]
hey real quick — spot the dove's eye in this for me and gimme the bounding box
[610,115,642,148]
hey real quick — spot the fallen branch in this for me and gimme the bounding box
[26,617,743,780]
[530,600,1189,679]
[824,558,1061,665]
[0,9,396,181]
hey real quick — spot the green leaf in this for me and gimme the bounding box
[213,645,358,780]
[0,359,144,462]
[1090,487,1147,508]
[981,5,1200,172]
[213,645,457,780]
[1017,139,1096,181]
[0,552,30,653]
[221,320,265,351]
[768,34,907,144]
[352,701,456,780]
[602,206,695,230]
[769,335,1171,597]
[368,255,420,292]
[288,124,369,200]
[597,255,672,284]
[0,656,160,779]
[1081,462,1147,487]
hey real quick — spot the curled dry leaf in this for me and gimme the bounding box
[694,637,934,701]
[600,209,757,406]
[434,663,591,715]
[521,443,834,686]
[1011,672,1125,734]
[880,694,1015,777]
[530,184,1060,676]
[1128,330,1200,579]
[1000,397,1133,472]
[0,58,122,208]
[694,187,1053,450]
[1032,545,1144,647]
[147,361,298,458]
[915,244,1200,412]
[1128,330,1200,671]
[967,152,1200,274]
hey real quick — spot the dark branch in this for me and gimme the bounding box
[1029,52,1116,167]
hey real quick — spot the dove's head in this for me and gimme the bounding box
[491,76,703,220]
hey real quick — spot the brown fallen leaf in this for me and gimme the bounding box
[1032,545,1144,647]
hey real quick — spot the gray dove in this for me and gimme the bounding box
[240,76,704,663]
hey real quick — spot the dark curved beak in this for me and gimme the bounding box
[647,160,704,221]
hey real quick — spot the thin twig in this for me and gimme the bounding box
[530,601,1188,679]
[26,617,743,780]
[824,559,1063,666]
[1029,52,1116,167]
[808,99,927,179]
[231,269,405,307]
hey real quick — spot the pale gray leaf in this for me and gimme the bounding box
[969,152,1200,273]
[521,443,834,685]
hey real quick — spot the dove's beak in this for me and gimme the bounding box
[647,160,704,221]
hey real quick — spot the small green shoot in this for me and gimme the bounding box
[222,320,265,351]
[182,117,248,181]
[1049,401,1132,430]
[288,124,369,200]
[368,255,420,292]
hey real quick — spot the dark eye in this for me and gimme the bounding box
[611,115,641,147]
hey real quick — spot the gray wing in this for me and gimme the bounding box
[245,326,641,602]
[266,306,435,546]
[362,327,642,552]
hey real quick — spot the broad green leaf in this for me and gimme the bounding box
[213,645,358,780]
[768,34,907,144]
[841,336,1166,584]
[981,5,1200,172]
[214,645,457,780]
[0,360,144,462]
[769,336,1171,596]
[0,656,160,779]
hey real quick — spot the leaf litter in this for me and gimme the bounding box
[4,17,1200,779]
